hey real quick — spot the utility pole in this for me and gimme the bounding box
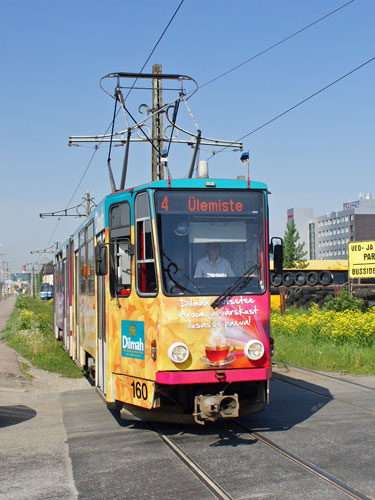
[1,261,10,298]
[0,253,5,300]
[152,64,164,181]
[24,262,37,297]
[2,261,8,280]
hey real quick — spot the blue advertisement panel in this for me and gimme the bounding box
[121,320,145,360]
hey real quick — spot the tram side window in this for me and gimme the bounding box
[136,193,157,295]
[54,256,62,293]
[54,263,57,293]
[109,202,132,297]
[87,222,95,295]
[78,222,95,296]
[79,229,86,294]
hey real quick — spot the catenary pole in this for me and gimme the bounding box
[152,64,163,181]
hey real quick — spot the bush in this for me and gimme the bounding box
[323,288,367,312]
[271,304,375,373]
[271,302,375,347]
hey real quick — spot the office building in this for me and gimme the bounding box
[288,193,375,260]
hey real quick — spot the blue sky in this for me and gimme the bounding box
[0,0,374,273]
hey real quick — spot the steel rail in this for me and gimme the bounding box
[151,423,234,500]
[235,422,373,500]
[272,374,375,415]
[275,364,375,391]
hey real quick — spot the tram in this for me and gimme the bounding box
[40,283,53,300]
[53,71,283,424]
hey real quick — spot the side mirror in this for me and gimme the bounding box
[95,244,108,276]
[270,237,283,275]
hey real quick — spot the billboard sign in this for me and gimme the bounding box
[348,241,375,278]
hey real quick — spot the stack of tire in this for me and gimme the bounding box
[286,286,335,307]
[270,270,335,308]
[352,287,375,307]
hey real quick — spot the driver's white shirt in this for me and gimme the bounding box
[194,255,234,278]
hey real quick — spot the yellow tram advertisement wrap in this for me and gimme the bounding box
[108,292,271,408]
[54,178,279,425]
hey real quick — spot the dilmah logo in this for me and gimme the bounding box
[129,323,136,337]
[121,321,145,360]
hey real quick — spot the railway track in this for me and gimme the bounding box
[235,421,373,500]
[151,420,373,500]
[273,365,375,414]
[274,364,375,391]
[152,423,234,500]
[57,383,375,499]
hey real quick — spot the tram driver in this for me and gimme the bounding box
[194,242,235,278]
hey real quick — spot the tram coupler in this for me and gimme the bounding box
[193,392,239,425]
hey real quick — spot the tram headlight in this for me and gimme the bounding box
[168,342,189,364]
[244,339,265,361]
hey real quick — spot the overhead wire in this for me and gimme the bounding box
[206,55,375,160]
[44,144,103,248]
[59,0,355,197]
[198,0,356,91]
[123,103,160,155]
[184,0,359,164]
[43,0,360,248]
[110,0,185,170]
[44,0,185,249]
[123,0,184,102]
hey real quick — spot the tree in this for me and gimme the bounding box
[283,219,308,268]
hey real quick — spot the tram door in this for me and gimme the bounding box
[63,257,68,348]
[74,251,80,363]
[96,232,106,394]
[65,243,71,353]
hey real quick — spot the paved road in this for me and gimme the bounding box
[1,366,375,499]
[1,296,375,499]
[0,296,90,499]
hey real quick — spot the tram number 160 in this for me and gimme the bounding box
[131,380,148,400]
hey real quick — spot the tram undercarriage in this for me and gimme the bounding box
[119,380,268,425]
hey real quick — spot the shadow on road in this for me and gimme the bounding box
[242,373,332,432]
[0,405,37,428]
[138,373,333,447]
[62,372,333,450]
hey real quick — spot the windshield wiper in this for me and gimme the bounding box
[211,263,260,309]
[162,253,201,294]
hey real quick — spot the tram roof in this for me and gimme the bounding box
[55,178,268,257]
[105,177,267,202]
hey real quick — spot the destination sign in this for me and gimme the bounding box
[154,190,263,216]
[348,240,375,278]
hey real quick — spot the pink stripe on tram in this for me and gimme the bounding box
[155,367,271,385]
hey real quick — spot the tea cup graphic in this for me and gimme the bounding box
[204,344,234,364]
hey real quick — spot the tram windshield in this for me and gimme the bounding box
[154,190,266,296]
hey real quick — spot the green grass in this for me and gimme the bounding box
[17,296,54,315]
[7,296,374,378]
[272,334,375,375]
[271,291,375,375]
[19,361,33,378]
[4,296,83,378]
